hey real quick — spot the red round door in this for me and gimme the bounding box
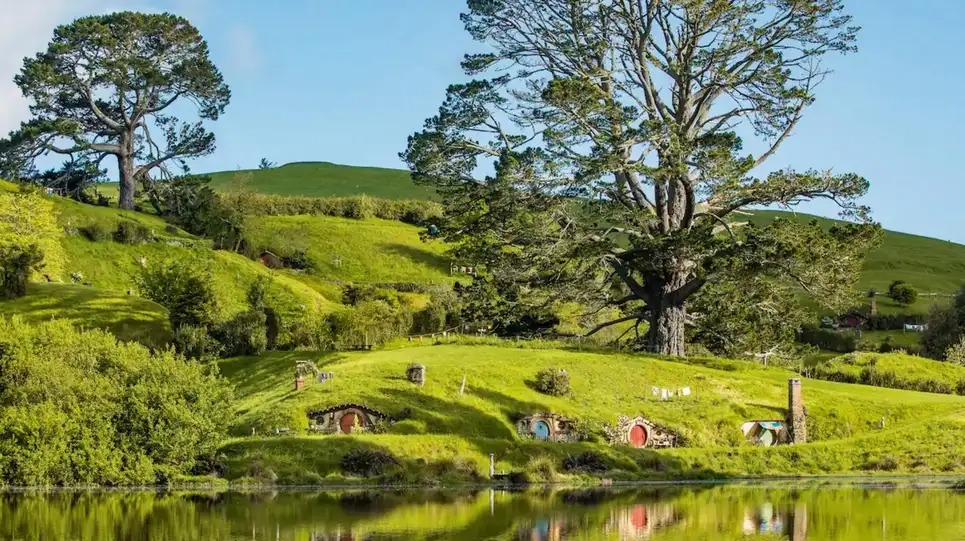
[630,424,648,448]
[340,413,359,434]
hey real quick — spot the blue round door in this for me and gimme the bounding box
[534,420,551,440]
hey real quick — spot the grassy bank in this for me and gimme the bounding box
[216,344,965,485]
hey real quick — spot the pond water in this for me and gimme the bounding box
[2,483,964,540]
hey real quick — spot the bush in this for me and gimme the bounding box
[163,224,180,235]
[524,455,558,482]
[533,368,571,397]
[562,451,610,474]
[797,326,858,353]
[0,244,43,300]
[172,325,222,362]
[0,318,233,486]
[289,309,335,350]
[946,337,965,366]
[888,281,919,306]
[330,300,413,349]
[215,192,444,225]
[113,221,153,244]
[136,261,217,329]
[340,448,400,477]
[214,310,268,357]
[283,249,313,271]
[79,222,112,242]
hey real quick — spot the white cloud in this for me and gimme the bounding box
[226,25,263,75]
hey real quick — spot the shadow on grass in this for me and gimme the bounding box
[361,387,519,440]
[381,243,449,272]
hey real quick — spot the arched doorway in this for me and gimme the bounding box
[340,412,360,434]
[534,420,551,440]
[629,424,648,448]
[758,428,776,446]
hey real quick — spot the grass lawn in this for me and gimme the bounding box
[243,214,456,285]
[217,343,965,484]
[820,351,965,388]
[859,330,924,351]
[0,283,171,346]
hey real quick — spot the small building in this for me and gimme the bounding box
[516,413,577,442]
[741,378,807,446]
[837,311,868,329]
[307,403,388,434]
[609,416,678,449]
[258,250,285,269]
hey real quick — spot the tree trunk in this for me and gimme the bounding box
[645,271,689,357]
[118,153,136,210]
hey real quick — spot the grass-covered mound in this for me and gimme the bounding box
[0,283,171,347]
[243,215,454,285]
[217,343,965,484]
[815,352,965,391]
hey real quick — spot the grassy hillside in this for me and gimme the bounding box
[217,342,965,484]
[0,283,171,346]
[209,162,436,199]
[748,210,965,308]
[244,215,454,285]
[819,351,965,388]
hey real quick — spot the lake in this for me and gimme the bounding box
[2,483,964,540]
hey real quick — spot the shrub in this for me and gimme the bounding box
[524,455,558,482]
[330,300,413,349]
[946,337,965,366]
[214,310,268,357]
[283,249,313,271]
[533,368,570,397]
[0,244,43,300]
[289,309,335,350]
[0,318,233,486]
[956,379,965,396]
[340,448,400,477]
[136,261,217,329]
[343,195,375,219]
[562,451,610,474]
[113,221,153,244]
[172,325,222,362]
[797,326,857,353]
[79,222,112,242]
[888,280,919,306]
[163,224,180,235]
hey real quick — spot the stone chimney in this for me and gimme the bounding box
[870,294,878,316]
[295,374,305,392]
[788,378,806,444]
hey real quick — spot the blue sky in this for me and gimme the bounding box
[1,1,963,241]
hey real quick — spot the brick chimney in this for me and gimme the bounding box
[788,378,806,444]
[295,374,305,392]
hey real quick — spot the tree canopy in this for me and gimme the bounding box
[404,0,880,356]
[0,11,230,209]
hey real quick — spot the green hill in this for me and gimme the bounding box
[209,163,965,301]
[217,342,965,484]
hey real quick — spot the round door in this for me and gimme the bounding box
[759,429,776,446]
[534,420,551,440]
[631,505,648,529]
[630,424,648,448]
[340,412,359,434]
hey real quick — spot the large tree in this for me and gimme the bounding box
[0,11,230,210]
[404,0,878,356]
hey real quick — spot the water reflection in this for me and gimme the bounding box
[1,484,963,540]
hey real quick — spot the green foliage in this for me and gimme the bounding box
[923,289,965,359]
[0,244,43,300]
[798,327,858,353]
[0,318,232,485]
[533,368,570,397]
[405,0,872,356]
[113,221,153,245]
[220,191,444,226]
[172,325,222,362]
[561,451,610,474]
[214,310,268,357]
[946,337,965,366]
[289,309,335,351]
[888,280,919,306]
[79,223,112,242]
[1,11,230,209]
[0,190,65,280]
[330,301,413,349]
[136,261,217,329]
[340,448,400,477]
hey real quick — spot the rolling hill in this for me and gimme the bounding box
[217,342,965,484]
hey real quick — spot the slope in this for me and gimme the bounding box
[217,342,965,484]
